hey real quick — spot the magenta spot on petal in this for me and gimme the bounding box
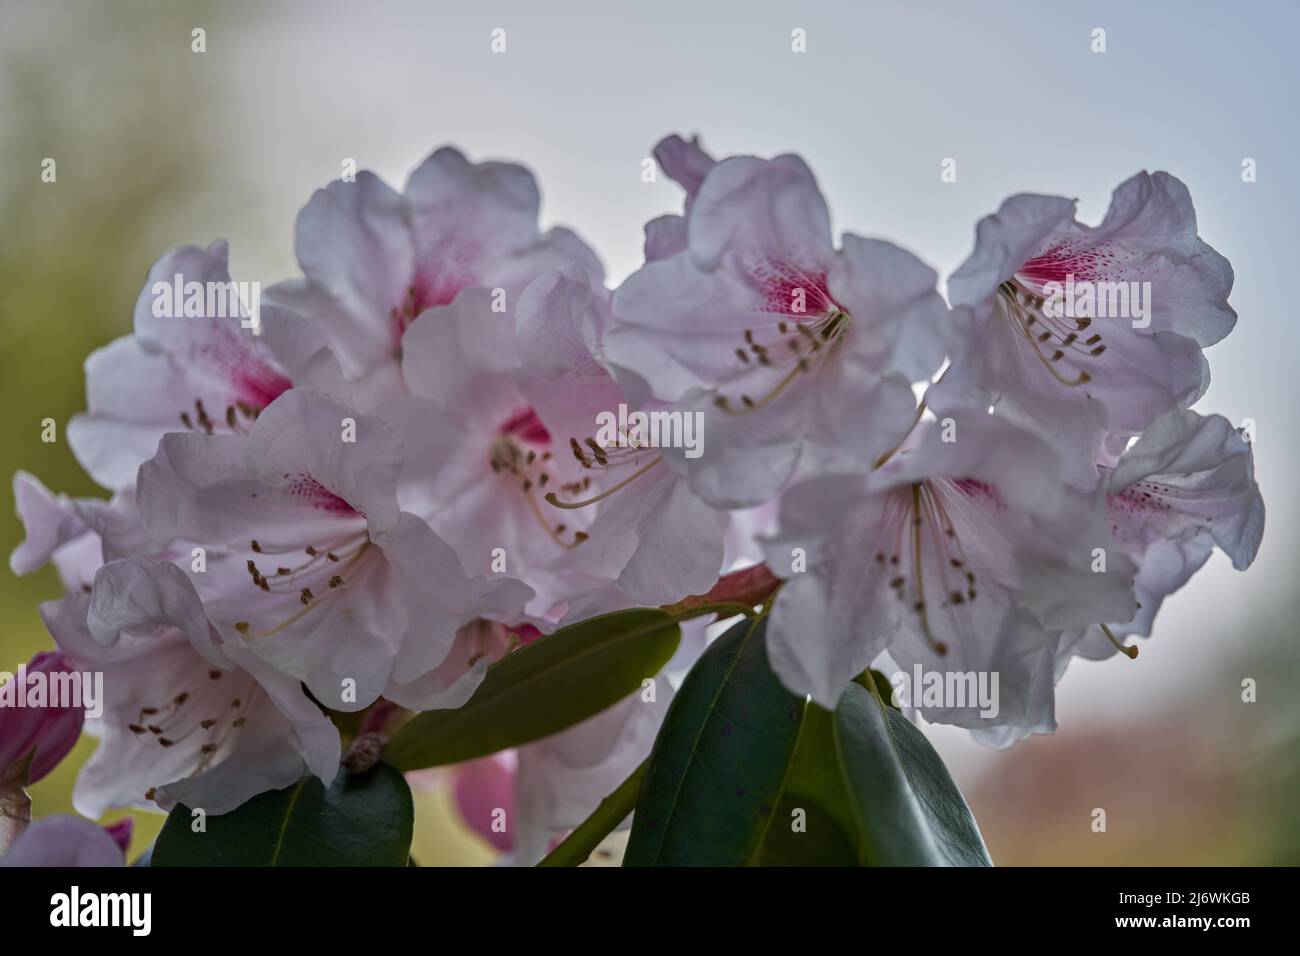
[286,474,357,514]
[499,407,551,446]
[952,477,996,500]
[747,259,835,318]
[1019,241,1121,285]
[234,367,292,409]
[390,239,487,342]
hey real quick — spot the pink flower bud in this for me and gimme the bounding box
[0,651,84,786]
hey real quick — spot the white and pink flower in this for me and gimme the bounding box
[605,139,950,508]
[942,172,1236,488]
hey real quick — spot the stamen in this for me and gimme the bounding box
[1100,623,1139,659]
[545,457,662,510]
[910,484,949,657]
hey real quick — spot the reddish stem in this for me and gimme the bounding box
[661,563,781,616]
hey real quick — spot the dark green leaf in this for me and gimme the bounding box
[753,702,860,866]
[833,682,992,866]
[386,609,681,771]
[624,616,804,866]
[151,763,412,866]
[855,667,900,707]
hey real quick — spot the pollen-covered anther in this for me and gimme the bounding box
[569,436,592,467]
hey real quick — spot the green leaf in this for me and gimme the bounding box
[537,759,647,867]
[833,682,992,866]
[855,667,899,707]
[624,615,804,866]
[151,763,413,866]
[753,702,860,866]
[386,609,681,771]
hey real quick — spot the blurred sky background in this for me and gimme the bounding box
[2,0,1297,864]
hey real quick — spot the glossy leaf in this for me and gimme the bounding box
[833,682,992,866]
[624,616,804,865]
[151,763,413,866]
[752,702,859,866]
[386,609,681,771]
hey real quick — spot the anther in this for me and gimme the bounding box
[1100,623,1139,659]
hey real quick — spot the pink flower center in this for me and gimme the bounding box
[286,473,357,514]
[234,366,292,410]
[714,266,851,415]
[486,409,596,550]
[389,241,486,343]
[500,408,552,446]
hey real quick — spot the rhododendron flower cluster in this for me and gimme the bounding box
[4,136,1263,867]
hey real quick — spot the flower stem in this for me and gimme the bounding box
[670,601,757,623]
[536,758,647,867]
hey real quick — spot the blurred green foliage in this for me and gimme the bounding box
[1,0,237,859]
